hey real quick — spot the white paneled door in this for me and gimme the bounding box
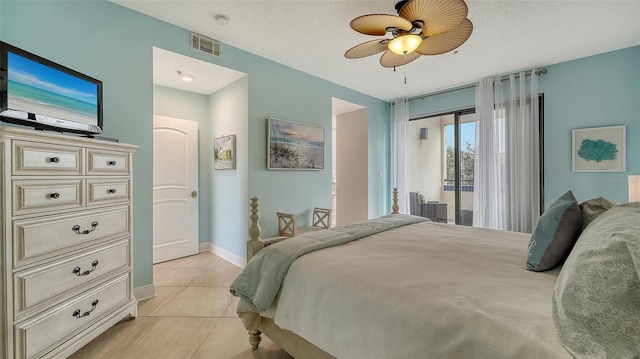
[153,116,199,263]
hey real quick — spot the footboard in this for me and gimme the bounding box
[241,188,400,355]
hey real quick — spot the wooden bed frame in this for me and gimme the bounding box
[242,188,401,357]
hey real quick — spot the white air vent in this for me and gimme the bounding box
[190,32,221,58]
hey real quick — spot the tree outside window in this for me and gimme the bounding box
[445,123,475,184]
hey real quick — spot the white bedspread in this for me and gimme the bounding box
[269,221,572,359]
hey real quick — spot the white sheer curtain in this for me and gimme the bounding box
[392,98,409,214]
[473,71,540,233]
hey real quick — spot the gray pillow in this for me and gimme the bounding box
[526,190,583,272]
[552,203,640,358]
[579,196,619,231]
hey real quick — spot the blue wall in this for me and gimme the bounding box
[409,87,476,118]
[540,46,640,204]
[408,46,640,206]
[209,77,249,260]
[244,64,392,237]
[0,0,391,288]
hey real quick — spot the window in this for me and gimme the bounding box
[444,121,476,190]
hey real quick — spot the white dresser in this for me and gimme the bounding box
[0,127,138,358]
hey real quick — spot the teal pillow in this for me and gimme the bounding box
[527,190,583,271]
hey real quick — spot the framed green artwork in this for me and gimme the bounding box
[572,125,625,172]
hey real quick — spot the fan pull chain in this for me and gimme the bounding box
[404,63,407,84]
[404,53,407,84]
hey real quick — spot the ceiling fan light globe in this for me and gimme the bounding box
[388,34,422,55]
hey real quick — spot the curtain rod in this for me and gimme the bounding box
[404,67,548,103]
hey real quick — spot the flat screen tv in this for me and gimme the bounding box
[0,41,103,135]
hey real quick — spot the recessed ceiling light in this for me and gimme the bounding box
[215,14,230,26]
[177,71,195,82]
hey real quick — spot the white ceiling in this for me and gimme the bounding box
[332,97,366,115]
[115,0,640,102]
[153,47,246,95]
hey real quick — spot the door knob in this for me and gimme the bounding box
[191,191,198,198]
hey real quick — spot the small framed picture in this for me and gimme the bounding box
[572,125,625,172]
[213,135,236,170]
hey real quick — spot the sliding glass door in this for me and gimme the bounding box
[407,109,476,225]
[407,94,544,226]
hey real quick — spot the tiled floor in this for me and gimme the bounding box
[69,251,293,359]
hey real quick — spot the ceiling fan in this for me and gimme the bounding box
[345,0,473,68]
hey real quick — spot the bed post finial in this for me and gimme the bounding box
[247,197,264,261]
[392,187,400,214]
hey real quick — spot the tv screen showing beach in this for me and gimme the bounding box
[7,51,98,126]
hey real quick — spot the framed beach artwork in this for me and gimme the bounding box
[213,135,236,170]
[572,125,625,172]
[268,117,324,170]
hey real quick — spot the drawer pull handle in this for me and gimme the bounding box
[72,260,99,276]
[72,299,99,319]
[72,221,99,235]
[107,188,117,194]
[50,156,60,163]
[49,192,60,199]
[107,160,117,166]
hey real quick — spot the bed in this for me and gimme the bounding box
[231,192,640,359]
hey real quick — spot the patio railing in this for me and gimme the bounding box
[443,179,474,192]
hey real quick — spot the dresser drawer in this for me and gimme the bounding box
[14,239,130,319]
[13,206,131,267]
[13,179,84,216]
[87,149,130,175]
[87,178,131,206]
[12,141,83,176]
[13,274,130,359]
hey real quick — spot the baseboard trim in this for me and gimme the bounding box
[200,242,246,268]
[133,283,156,301]
[199,241,212,253]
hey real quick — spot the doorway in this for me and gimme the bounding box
[332,98,367,225]
[152,115,199,263]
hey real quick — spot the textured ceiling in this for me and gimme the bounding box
[112,0,640,101]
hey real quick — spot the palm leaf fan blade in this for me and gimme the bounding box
[415,18,473,55]
[379,50,421,68]
[350,14,413,36]
[400,0,468,36]
[345,39,390,59]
